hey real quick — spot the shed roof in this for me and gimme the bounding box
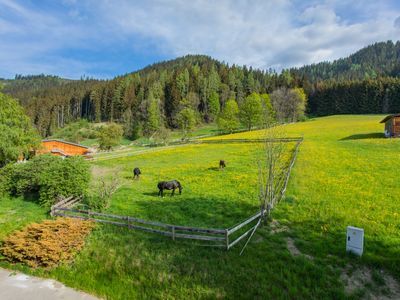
[42,139,89,149]
[380,114,400,123]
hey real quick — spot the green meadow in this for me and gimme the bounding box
[93,142,295,228]
[1,115,399,299]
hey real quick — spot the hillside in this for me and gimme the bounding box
[3,55,293,137]
[291,41,400,82]
[0,74,72,103]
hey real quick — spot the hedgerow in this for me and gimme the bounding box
[0,155,90,207]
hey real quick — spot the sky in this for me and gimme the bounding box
[0,0,400,79]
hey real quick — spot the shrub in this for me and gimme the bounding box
[52,120,97,143]
[84,172,121,211]
[0,163,14,195]
[152,127,171,145]
[1,218,94,268]
[98,123,123,150]
[2,155,90,207]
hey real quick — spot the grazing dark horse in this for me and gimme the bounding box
[158,180,182,197]
[219,160,226,169]
[133,167,141,179]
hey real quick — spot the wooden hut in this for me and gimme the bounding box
[38,139,92,158]
[380,114,400,138]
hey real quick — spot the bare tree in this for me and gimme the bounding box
[270,87,307,123]
[257,124,288,221]
[94,167,122,210]
[240,118,288,255]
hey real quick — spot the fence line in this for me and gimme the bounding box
[91,137,303,161]
[52,206,227,246]
[224,138,303,248]
[53,138,303,250]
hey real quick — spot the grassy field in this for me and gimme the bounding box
[1,115,399,299]
[0,197,48,241]
[92,142,297,228]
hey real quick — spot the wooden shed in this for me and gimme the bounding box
[38,139,92,158]
[380,114,400,138]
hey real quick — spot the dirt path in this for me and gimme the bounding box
[0,268,99,300]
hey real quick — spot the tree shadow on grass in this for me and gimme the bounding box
[69,200,368,299]
[131,195,258,229]
[340,132,385,141]
[142,192,160,197]
[79,201,399,300]
[207,166,221,171]
[87,218,344,299]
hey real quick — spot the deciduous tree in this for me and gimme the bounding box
[217,99,240,133]
[98,123,123,150]
[176,108,197,140]
[0,92,40,166]
[239,92,263,131]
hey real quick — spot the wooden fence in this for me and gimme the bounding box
[53,138,303,250]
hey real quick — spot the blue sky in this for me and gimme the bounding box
[0,0,399,79]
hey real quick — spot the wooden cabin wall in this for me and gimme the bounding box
[39,141,89,156]
[393,117,400,137]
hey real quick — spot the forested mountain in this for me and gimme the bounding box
[308,77,400,115]
[2,55,299,137]
[2,41,400,138]
[1,74,72,98]
[291,41,400,82]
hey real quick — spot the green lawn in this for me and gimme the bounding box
[0,197,48,241]
[1,115,399,299]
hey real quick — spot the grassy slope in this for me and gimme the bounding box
[0,197,48,241]
[1,115,399,299]
[210,115,400,275]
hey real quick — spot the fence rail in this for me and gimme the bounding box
[91,137,303,161]
[53,138,303,250]
[52,206,227,246]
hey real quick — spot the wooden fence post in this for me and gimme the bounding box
[225,229,229,251]
[172,226,175,241]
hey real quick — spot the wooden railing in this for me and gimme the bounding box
[52,206,227,246]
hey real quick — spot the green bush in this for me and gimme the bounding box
[0,164,14,196]
[52,120,98,143]
[98,123,123,150]
[1,155,90,207]
[82,195,109,211]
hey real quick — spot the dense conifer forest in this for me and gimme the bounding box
[1,41,400,138]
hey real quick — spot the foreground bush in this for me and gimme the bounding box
[1,218,94,268]
[0,155,90,207]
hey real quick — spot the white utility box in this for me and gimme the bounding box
[346,226,364,256]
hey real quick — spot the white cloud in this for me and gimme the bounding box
[0,0,399,78]
[94,0,400,69]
